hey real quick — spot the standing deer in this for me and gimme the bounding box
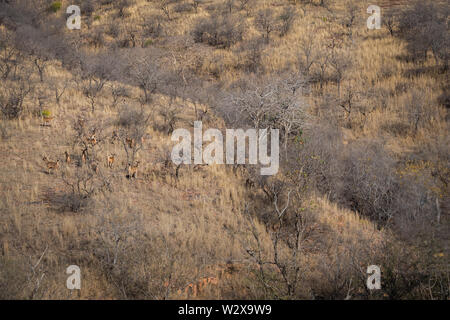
[42,156,60,174]
[127,161,140,179]
[64,151,71,164]
[81,148,88,165]
[107,154,115,168]
[126,137,135,148]
[42,116,54,126]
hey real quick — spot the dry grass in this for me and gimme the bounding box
[0,0,447,299]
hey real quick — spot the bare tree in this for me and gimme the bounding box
[82,75,107,113]
[226,74,308,132]
[159,0,172,20]
[244,185,312,298]
[116,103,151,170]
[192,13,244,48]
[0,73,33,119]
[80,55,114,112]
[329,48,351,96]
[24,245,48,300]
[342,1,358,39]
[224,0,234,14]
[0,30,20,79]
[110,83,130,108]
[383,10,398,37]
[255,8,277,44]
[51,76,70,106]
[237,0,252,16]
[398,0,449,67]
[129,54,161,103]
[297,29,318,76]
[158,98,181,135]
[278,6,296,37]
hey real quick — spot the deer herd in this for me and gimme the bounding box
[42,126,141,179]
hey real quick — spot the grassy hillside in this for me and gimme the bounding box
[0,0,448,299]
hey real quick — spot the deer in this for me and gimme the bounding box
[126,137,135,148]
[245,178,255,189]
[42,156,59,174]
[64,151,71,164]
[41,115,54,127]
[81,148,88,165]
[90,161,99,174]
[107,154,115,168]
[127,161,140,179]
[86,134,97,146]
[110,131,119,144]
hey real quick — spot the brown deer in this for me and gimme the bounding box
[110,131,119,144]
[126,137,135,148]
[42,156,60,174]
[86,134,97,146]
[245,178,255,189]
[64,151,71,164]
[127,161,140,179]
[107,154,115,168]
[41,116,54,126]
[81,148,88,165]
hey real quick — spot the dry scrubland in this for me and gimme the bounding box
[0,0,448,299]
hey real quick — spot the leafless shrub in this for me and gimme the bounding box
[159,102,180,135]
[309,32,345,90]
[90,29,105,48]
[225,74,308,135]
[143,15,163,38]
[81,0,96,17]
[0,76,33,119]
[397,0,449,66]
[116,103,151,168]
[237,0,252,16]
[342,1,358,38]
[56,119,112,212]
[192,14,244,48]
[297,29,318,77]
[173,2,193,13]
[107,22,121,37]
[82,77,106,113]
[243,187,315,298]
[58,166,111,212]
[316,0,332,10]
[15,25,56,82]
[110,84,130,108]
[235,37,264,72]
[380,121,410,137]
[80,55,114,112]
[329,48,352,95]
[158,0,175,20]
[278,7,296,37]
[383,9,398,37]
[0,30,20,79]
[403,89,439,135]
[374,238,435,299]
[51,76,70,106]
[129,52,161,103]
[255,8,277,43]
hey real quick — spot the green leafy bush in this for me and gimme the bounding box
[41,110,51,117]
[143,39,153,47]
[49,2,62,13]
